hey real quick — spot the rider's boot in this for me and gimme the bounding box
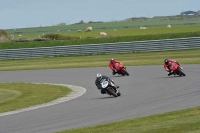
[168,71,174,76]
[112,71,116,75]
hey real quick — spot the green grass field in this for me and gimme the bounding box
[58,107,200,133]
[49,26,200,38]
[6,25,200,39]
[0,83,71,113]
[5,17,200,39]
[1,26,200,50]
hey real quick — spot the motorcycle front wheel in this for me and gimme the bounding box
[178,69,186,76]
[107,87,118,97]
[117,91,121,96]
[121,69,129,76]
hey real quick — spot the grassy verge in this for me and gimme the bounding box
[0,83,71,113]
[0,49,200,71]
[58,107,200,133]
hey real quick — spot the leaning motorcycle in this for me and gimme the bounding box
[100,78,121,97]
[114,62,129,76]
[169,62,186,76]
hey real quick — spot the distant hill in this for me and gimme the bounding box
[181,11,197,15]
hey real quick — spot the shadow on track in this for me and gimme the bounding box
[153,76,186,79]
[91,96,118,100]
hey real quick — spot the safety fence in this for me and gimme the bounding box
[0,37,200,60]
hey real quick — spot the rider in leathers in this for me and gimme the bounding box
[109,58,122,75]
[164,59,181,76]
[95,73,119,94]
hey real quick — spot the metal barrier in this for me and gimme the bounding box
[0,37,200,60]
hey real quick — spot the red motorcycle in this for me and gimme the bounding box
[114,62,129,76]
[169,62,186,76]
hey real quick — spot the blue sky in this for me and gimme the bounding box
[0,0,199,29]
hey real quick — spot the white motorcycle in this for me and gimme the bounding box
[100,78,121,97]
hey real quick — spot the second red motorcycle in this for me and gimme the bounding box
[169,62,186,76]
[114,62,129,76]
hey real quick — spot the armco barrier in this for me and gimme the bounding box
[0,37,200,60]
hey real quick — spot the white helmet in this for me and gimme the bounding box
[110,58,114,63]
[96,73,102,81]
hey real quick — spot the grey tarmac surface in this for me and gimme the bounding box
[0,65,200,133]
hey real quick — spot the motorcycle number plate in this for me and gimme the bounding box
[101,81,108,88]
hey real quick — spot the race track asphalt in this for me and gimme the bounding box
[0,65,200,133]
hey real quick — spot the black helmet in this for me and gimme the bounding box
[96,73,102,81]
[164,59,168,65]
[110,58,114,63]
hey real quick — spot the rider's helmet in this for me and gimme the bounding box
[96,73,102,81]
[164,59,168,65]
[110,58,114,63]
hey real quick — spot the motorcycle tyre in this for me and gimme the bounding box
[178,69,186,76]
[117,91,121,96]
[107,87,118,97]
[125,71,129,76]
[122,69,129,76]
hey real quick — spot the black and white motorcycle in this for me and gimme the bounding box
[100,78,121,97]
